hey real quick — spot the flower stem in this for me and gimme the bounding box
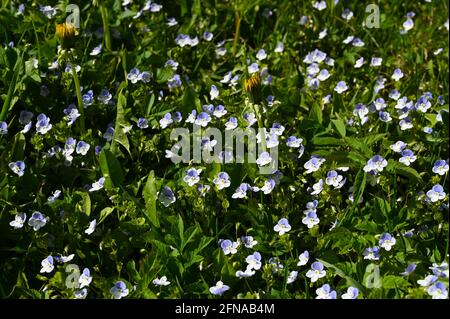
[232,10,241,57]
[100,5,111,51]
[71,65,85,134]
[0,51,22,122]
[252,103,267,153]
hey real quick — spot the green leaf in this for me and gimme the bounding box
[308,103,323,126]
[98,207,114,224]
[382,275,411,289]
[312,136,344,146]
[111,91,131,157]
[344,137,372,158]
[81,192,91,216]
[317,259,366,295]
[11,132,26,161]
[352,169,366,208]
[177,214,184,244]
[99,149,124,189]
[142,170,159,227]
[331,119,346,137]
[156,67,174,83]
[386,159,423,184]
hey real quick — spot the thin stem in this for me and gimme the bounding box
[252,103,267,153]
[100,5,111,51]
[232,10,241,57]
[71,64,85,134]
[0,51,22,122]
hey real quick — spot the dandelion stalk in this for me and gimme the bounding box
[71,65,85,134]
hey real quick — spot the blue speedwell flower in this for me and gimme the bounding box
[47,190,61,203]
[363,246,380,260]
[316,284,337,299]
[379,233,396,251]
[306,261,326,282]
[325,170,345,188]
[103,127,115,141]
[110,281,129,299]
[429,262,449,278]
[74,288,87,299]
[213,172,231,190]
[241,236,257,248]
[310,179,323,195]
[82,90,94,107]
[9,161,25,176]
[400,263,417,276]
[232,183,248,199]
[426,184,446,202]
[417,275,438,287]
[184,168,202,186]
[304,156,325,174]
[76,141,90,155]
[89,177,105,192]
[302,210,320,229]
[432,160,449,176]
[245,252,262,271]
[391,68,404,81]
[35,113,52,134]
[194,112,212,127]
[158,186,176,207]
[213,105,227,118]
[79,268,93,288]
[137,118,149,129]
[256,152,272,166]
[220,239,239,255]
[0,121,7,135]
[287,271,298,284]
[28,212,47,231]
[209,281,229,296]
[63,104,80,126]
[297,250,309,266]
[159,113,173,129]
[273,218,291,235]
[225,117,238,130]
[40,255,54,273]
[334,81,348,94]
[390,141,407,153]
[10,213,26,229]
[427,282,448,299]
[286,136,303,148]
[98,89,112,105]
[341,287,359,299]
[363,155,387,173]
[168,74,182,89]
[85,219,97,235]
[210,85,219,100]
[399,149,416,166]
